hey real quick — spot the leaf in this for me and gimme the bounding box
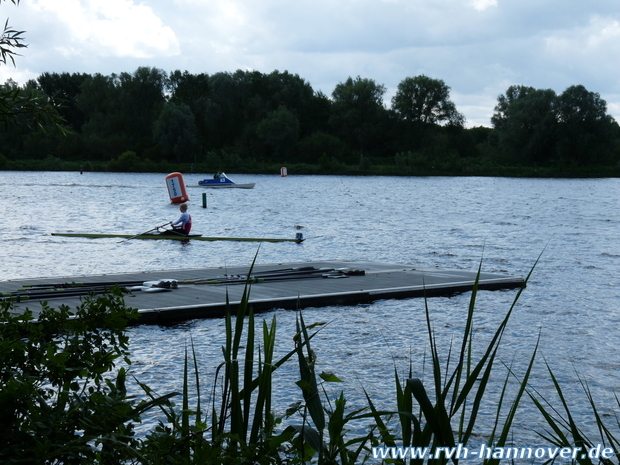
[319,371,344,383]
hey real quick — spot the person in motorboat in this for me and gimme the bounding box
[214,171,224,179]
[171,203,192,235]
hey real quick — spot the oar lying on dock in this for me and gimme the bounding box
[1,280,179,302]
[180,266,366,285]
[182,266,341,284]
[1,268,366,302]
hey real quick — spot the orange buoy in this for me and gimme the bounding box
[165,172,190,203]
[281,167,288,177]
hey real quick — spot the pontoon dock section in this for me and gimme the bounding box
[2,260,524,325]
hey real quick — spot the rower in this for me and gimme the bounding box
[171,203,192,234]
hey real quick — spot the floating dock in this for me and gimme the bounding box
[2,261,524,325]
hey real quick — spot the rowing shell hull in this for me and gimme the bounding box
[51,232,304,243]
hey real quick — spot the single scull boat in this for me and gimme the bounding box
[51,232,304,243]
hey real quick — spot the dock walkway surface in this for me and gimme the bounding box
[2,261,524,325]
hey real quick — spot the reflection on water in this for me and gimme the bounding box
[2,171,620,445]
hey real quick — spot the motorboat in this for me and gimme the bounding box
[197,172,255,189]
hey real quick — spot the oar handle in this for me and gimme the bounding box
[119,222,172,243]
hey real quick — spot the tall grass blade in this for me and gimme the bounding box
[484,332,541,465]
[295,311,325,457]
[576,374,620,460]
[451,256,482,416]
[242,306,255,440]
[249,315,277,444]
[452,248,543,446]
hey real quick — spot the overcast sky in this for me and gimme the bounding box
[2,0,619,127]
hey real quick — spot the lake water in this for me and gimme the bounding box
[2,171,619,451]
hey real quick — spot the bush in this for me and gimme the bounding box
[0,289,159,464]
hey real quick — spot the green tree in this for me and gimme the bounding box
[203,71,250,150]
[556,84,616,165]
[167,69,210,106]
[1,0,63,130]
[264,70,315,136]
[329,76,389,158]
[256,105,300,159]
[0,0,25,67]
[118,66,167,150]
[76,73,126,158]
[297,130,345,164]
[36,71,89,131]
[491,85,558,163]
[153,102,198,162]
[306,90,332,135]
[391,75,465,127]
[167,70,210,153]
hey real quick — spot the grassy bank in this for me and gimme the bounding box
[2,154,620,178]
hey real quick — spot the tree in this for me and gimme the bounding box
[263,70,315,136]
[491,85,558,163]
[153,102,198,162]
[391,75,465,127]
[256,105,300,159]
[203,71,250,149]
[76,73,126,158]
[0,0,25,67]
[298,130,345,164]
[1,0,63,129]
[329,76,388,157]
[556,85,616,165]
[167,70,210,106]
[118,66,167,150]
[36,72,89,131]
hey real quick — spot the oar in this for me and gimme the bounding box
[118,222,171,243]
[21,280,145,289]
[23,279,177,290]
[181,267,322,285]
[186,269,343,286]
[3,281,178,301]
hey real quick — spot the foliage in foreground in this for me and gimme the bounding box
[0,288,169,464]
[1,256,620,463]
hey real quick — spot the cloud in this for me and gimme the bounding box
[468,0,497,12]
[544,15,620,88]
[30,0,180,59]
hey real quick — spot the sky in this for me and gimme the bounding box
[2,0,619,128]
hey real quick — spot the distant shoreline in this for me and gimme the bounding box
[1,164,619,179]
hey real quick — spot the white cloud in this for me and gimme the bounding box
[468,0,498,12]
[30,0,180,59]
[545,15,620,59]
[541,15,620,99]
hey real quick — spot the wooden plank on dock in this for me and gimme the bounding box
[1,261,524,325]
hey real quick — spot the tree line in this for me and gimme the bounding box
[1,66,619,176]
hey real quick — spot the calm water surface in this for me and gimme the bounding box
[1,171,619,447]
